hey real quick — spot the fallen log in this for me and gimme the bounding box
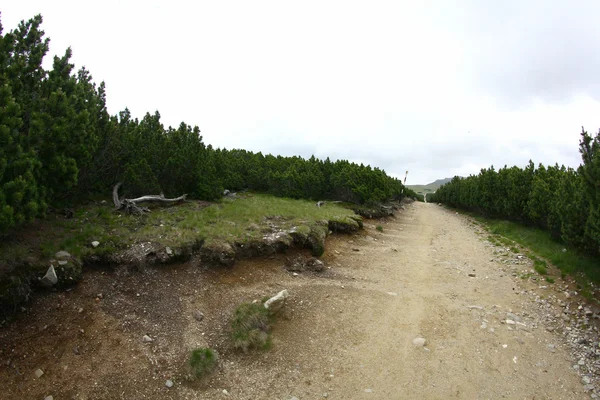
[112,182,187,214]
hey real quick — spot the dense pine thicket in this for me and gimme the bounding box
[430,128,600,258]
[0,15,413,235]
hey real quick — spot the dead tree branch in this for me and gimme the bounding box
[112,182,187,214]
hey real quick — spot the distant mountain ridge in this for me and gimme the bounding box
[406,177,454,194]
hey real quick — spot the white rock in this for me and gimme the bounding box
[165,380,174,388]
[412,337,427,346]
[506,319,516,325]
[55,250,71,260]
[264,290,289,313]
[35,368,44,378]
[91,241,100,248]
[40,266,58,288]
[142,335,153,343]
[44,396,53,400]
[222,389,229,396]
[165,246,173,255]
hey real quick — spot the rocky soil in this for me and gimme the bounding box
[1,202,598,399]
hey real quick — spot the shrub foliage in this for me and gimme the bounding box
[431,128,600,258]
[0,15,413,235]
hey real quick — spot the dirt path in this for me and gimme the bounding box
[1,202,590,399]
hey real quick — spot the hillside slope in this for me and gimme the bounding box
[406,177,453,194]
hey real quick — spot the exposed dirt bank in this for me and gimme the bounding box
[1,202,595,399]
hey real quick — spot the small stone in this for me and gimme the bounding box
[506,319,516,325]
[582,376,591,385]
[412,337,427,346]
[467,305,484,310]
[165,246,173,255]
[506,312,521,322]
[142,335,153,343]
[45,396,53,400]
[193,311,204,322]
[352,248,360,252]
[468,273,476,277]
[292,272,299,277]
[165,380,174,388]
[365,388,373,393]
[55,250,71,260]
[78,307,84,313]
[40,266,58,288]
[502,344,508,349]
[35,368,44,378]
[91,241,100,248]
[264,290,289,313]
[222,389,229,396]
[387,292,398,296]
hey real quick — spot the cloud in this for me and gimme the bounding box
[459,1,600,107]
[3,1,600,185]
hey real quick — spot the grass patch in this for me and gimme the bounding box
[231,302,273,352]
[510,246,519,253]
[533,259,548,275]
[376,225,383,232]
[468,213,600,285]
[546,276,555,284]
[189,347,218,379]
[0,193,358,268]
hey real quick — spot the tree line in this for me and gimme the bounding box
[430,128,600,258]
[0,15,414,235]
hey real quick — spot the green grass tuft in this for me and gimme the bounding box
[231,302,272,352]
[189,348,218,379]
[376,225,383,232]
[534,259,548,275]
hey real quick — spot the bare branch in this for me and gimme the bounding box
[111,182,187,214]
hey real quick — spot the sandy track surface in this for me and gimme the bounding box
[1,202,588,399]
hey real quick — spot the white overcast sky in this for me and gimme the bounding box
[3,1,600,184]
